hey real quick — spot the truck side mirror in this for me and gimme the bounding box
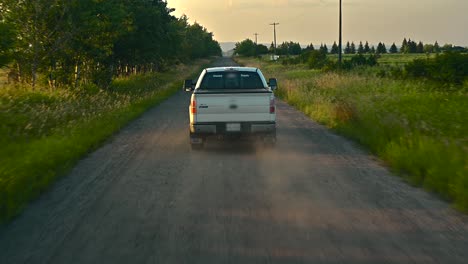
[184,79,194,92]
[268,78,278,90]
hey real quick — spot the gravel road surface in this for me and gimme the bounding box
[1,57,467,264]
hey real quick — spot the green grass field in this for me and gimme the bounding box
[237,56,468,212]
[0,59,212,223]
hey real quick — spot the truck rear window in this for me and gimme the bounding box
[199,71,265,89]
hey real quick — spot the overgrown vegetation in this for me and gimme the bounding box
[0,58,212,223]
[236,56,468,212]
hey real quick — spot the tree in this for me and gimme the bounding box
[2,0,77,88]
[389,43,398,53]
[256,44,269,55]
[234,39,256,57]
[1,0,222,89]
[350,42,356,54]
[320,44,328,54]
[331,41,339,54]
[370,46,376,54]
[401,38,408,53]
[344,41,351,54]
[289,42,302,55]
[357,41,364,54]
[364,41,370,53]
[304,43,315,51]
[269,42,275,53]
[277,41,302,56]
[416,41,424,53]
[277,42,288,55]
[434,41,441,53]
[0,21,15,68]
[407,39,417,53]
[377,42,387,54]
[423,44,434,53]
[442,44,453,52]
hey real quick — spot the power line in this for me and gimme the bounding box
[269,23,279,55]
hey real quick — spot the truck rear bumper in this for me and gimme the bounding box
[190,122,276,135]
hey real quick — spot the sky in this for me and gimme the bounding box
[167,0,468,47]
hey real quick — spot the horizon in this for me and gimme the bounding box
[167,0,468,47]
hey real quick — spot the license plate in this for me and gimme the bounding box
[226,123,241,132]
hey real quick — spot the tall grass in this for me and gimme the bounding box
[238,57,468,211]
[0,59,211,223]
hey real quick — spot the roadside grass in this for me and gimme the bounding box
[237,57,468,212]
[0,59,212,223]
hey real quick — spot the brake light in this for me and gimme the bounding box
[191,98,197,114]
[270,98,275,113]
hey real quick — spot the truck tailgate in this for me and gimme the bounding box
[194,92,272,123]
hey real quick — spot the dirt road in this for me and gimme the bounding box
[1,57,467,264]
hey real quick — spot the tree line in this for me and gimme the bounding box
[235,37,466,57]
[0,0,221,89]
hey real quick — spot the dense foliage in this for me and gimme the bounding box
[404,52,468,85]
[0,0,221,89]
[234,39,269,57]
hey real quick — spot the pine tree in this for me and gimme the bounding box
[304,43,315,51]
[370,46,376,54]
[377,42,387,54]
[344,41,351,54]
[417,41,424,53]
[331,41,339,54]
[357,41,364,54]
[407,39,417,53]
[389,43,398,53]
[401,38,408,53]
[322,44,328,54]
[364,41,370,53]
[434,41,440,53]
[350,42,356,54]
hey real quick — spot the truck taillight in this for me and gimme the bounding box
[191,99,197,114]
[270,98,275,113]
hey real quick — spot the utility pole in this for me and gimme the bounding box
[338,0,342,66]
[254,33,259,45]
[270,22,279,55]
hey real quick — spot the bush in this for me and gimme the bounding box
[404,52,468,85]
[347,54,378,68]
[308,50,328,69]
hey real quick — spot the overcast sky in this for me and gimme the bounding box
[167,0,468,46]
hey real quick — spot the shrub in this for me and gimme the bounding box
[308,50,328,69]
[404,52,468,86]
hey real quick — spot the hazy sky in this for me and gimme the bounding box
[167,0,468,46]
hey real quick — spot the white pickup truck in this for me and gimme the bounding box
[184,67,277,149]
